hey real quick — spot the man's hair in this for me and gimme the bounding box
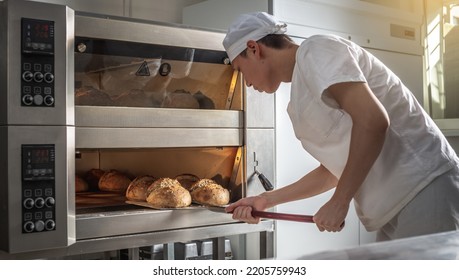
[240,34,294,57]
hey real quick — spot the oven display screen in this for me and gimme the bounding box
[32,22,51,39]
[22,18,54,54]
[31,149,50,164]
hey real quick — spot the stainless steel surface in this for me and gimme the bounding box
[75,106,243,128]
[0,0,76,254]
[75,13,226,52]
[0,0,74,126]
[0,221,274,260]
[246,86,275,129]
[260,231,275,259]
[212,237,226,260]
[76,207,237,239]
[246,129,275,197]
[0,126,75,253]
[76,127,243,148]
[1,0,276,258]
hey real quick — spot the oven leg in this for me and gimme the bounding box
[259,231,274,259]
[212,237,226,260]
[127,248,139,260]
[163,243,175,260]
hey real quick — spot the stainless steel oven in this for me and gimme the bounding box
[0,0,275,259]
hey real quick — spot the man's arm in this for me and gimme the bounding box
[313,81,389,232]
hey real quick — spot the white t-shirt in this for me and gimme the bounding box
[287,34,458,231]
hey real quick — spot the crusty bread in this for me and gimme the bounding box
[146,178,191,208]
[84,168,106,191]
[175,173,199,191]
[75,86,113,106]
[161,92,200,109]
[190,179,230,206]
[125,175,157,201]
[112,89,155,108]
[75,175,89,193]
[98,170,132,193]
[189,178,216,192]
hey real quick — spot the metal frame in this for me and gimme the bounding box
[0,221,274,260]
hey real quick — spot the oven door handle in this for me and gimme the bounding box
[255,170,274,191]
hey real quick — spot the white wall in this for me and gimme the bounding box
[27,0,206,23]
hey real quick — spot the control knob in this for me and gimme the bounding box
[45,219,56,231]
[23,198,34,209]
[23,221,35,233]
[35,197,45,209]
[22,94,34,105]
[43,95,54,106]
[33,72,44,83]
[44,72,54,83]
[22,71,33,82]
[45,197,55,208]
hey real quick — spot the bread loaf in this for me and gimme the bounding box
[99,170,132,193]
[112,89,155,107]
[146,178,191,208]
[175,173,199,191]
[75,175,89,193]
[75,86,113,106]
[125,175,156,201]
[190,179,230,206]
[161,91,199,109]
[84,168,106,191]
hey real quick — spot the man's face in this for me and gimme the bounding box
[230,45,279,94]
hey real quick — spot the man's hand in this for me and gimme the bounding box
[225,195,270,224]
[313,197,348,232]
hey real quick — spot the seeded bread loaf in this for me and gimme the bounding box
[190,179,230,206]
[146,178,192,208]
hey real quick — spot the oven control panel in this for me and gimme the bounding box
[21,145,56,234]
[21,18,55,107]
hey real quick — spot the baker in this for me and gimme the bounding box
[223,12,459,241]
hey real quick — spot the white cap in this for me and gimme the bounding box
[223,12,287,62]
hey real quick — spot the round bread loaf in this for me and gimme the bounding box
[75,175,89,193]
[175,173,199,191]
[190,179,230,206]
[99,170,132,193]
[125,175,157,201]
[146,178,192,208]
[84,168,106,191]
[189,178,216,192]
[75,86,113,106]
[112,89,155,107]
[161,92,200,109]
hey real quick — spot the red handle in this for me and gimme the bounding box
[251,210,345,228]
[251,210,314,223]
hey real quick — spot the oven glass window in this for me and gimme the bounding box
[74,37,242,110]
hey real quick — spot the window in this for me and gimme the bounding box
[425,1,459,120]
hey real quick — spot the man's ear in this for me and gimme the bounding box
[246,40,261,58]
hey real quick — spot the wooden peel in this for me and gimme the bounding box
[207,206,345,228]
[206,206,314,223]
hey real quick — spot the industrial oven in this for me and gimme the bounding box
[0,0,275,259]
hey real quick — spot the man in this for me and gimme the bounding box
[223,12,459,240]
